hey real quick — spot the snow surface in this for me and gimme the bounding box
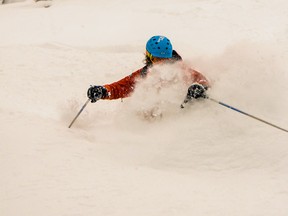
[1,0,288,215]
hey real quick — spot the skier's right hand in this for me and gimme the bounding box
[87,85,108,103]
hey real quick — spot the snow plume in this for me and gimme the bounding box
[192,39,288,122]
[109,40,288,172]
[119,63,188,122]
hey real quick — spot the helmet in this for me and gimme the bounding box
[146,36,173,58]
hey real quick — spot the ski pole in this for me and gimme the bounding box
[207,97,288,133]
[68,99,91,128]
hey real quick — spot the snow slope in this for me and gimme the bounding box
[1,0,288,216]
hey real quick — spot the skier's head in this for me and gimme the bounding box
[145,35,173,64]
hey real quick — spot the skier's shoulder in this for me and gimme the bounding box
[128,65,150,79]
[172,50,182,61]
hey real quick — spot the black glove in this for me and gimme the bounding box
[87,85,108,103]
[187,83,207,99]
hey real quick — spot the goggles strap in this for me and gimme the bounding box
[146,51,153,61]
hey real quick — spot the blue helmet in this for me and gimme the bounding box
[146,35,173,58]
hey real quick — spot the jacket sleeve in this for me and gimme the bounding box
[189,69,210,88]
[103,68,143,100]
[181,62,210,88]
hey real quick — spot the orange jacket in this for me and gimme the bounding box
[103,51,209,100]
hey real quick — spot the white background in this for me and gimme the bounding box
[1,0,288,215]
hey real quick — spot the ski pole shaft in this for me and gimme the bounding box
[68,99,91,128]
[207,97,288,133]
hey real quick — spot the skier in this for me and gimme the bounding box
[87,35,210,103]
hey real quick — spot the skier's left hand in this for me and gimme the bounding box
[187,83,207,99]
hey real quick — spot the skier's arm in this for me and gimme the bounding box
[189,69,210,89]
[102,68,143,100]
[182,67,210,100]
